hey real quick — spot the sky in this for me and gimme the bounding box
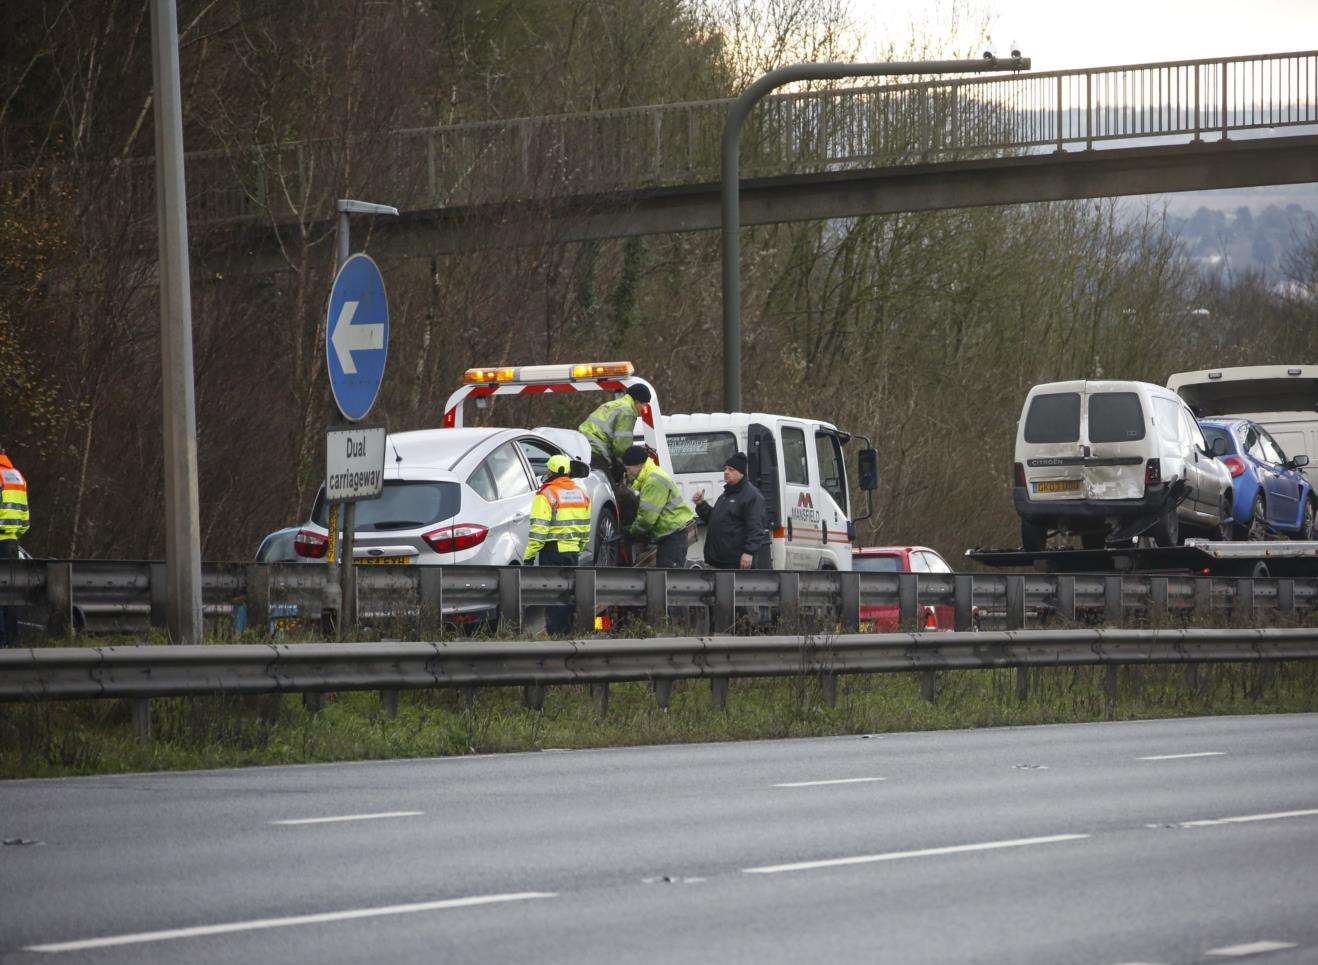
[858,0,1318,71]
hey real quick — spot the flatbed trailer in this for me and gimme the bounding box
[966,540,1318,577]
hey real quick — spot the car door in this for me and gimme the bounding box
[1259,428,1300,526]
[479,441,535,562]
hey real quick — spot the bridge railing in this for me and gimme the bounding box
[4,50,1317,231]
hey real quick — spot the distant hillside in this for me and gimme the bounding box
[1159,194,1318,276]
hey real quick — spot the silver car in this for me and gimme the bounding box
[294,427,621,570]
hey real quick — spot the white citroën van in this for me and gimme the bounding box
[1014,380,1233,550]
[1168,365,1318,484]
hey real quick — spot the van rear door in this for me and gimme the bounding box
[1082,387,1147,500]
[1020,389,1085,501]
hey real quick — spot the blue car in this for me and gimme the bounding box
[1199,419,1315,540]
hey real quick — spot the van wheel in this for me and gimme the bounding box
[1152,504,1179,546]
[1021,519,1046,552]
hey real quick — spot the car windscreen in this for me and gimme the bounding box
[1200,425,1234,456]
[1023,392,1080,444]
[312,481,460,531]
[852,554,902,573]
[1087,392,1145,443]
[667,431,738,474]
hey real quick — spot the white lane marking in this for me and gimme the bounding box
[25,892,557,954]
[271,811,423,826]
[1181,808,1318,828]
[743,833,1089,875]
[1206,940,1298,957]
[772,777,886,788]
[1138,752,1226,761]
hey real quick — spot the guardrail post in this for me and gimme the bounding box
[1016,665,1030,702]
[44,561,73,639]
[710,676,730,710]
[303,693,323,714]
[418,568,444,639]
[462,686,477,710]
[920,669,939,704]
[954,574,973,631]
[713,570,735,632]
[575,569,598,634]
[1150,577,1169,620]
[897,573,917,632]
[590,683,609,717]
[1194,577,1212,617]
[839,572,860,633]
[653,678,673,710]
[380,690,399,718]
[245,564,271,638]
[1104,663,1119,709]
[1006,575,1026,630]
[1056,576,1076,623]
[1185,661,1200,694]
[131,698,152,742]
[523,683,545,711]
[1104,576,1123,625]
[149,562,168,633]
[1233,578,1254,621]
[1278,579,1296,615]
[820,672,838,707]
[778,571,800,627]
[646,569,668,626]
[499,568,523,633]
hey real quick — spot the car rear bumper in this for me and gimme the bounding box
[1014,485,1170,523]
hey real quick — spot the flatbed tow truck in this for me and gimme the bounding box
[966,540,1318,578]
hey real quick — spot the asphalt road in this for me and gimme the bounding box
[3,714,1317,964]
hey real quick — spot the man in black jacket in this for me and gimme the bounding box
[692,451,770,569]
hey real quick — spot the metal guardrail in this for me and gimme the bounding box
[2,559,1316,640]
[5,51,1317,226]
[3,630,1316,742]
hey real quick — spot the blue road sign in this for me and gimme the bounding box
[326,253,389,422]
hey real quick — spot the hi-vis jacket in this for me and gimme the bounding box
[524,475,592,559]
[0,454,29,542]
[629,460,695,539]
[579,395,640,461]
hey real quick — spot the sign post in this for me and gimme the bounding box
[327,200,396,638]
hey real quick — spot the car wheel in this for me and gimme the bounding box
[1212,494,1233,542]
[1297,498,1316,541]
[1152,502,1179,546]
[592,506,620,567]
[1021,519,1046,552]
[1243,493,1267,541]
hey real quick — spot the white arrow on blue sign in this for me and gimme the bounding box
[326,253,389,422]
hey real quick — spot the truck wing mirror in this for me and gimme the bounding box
[858,448,879,491]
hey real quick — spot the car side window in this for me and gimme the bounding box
[1245,427,1267,462]
[1178,407,1205,450]
[782,426,810,485]
[907,552,930,573]
[467,462,498,501]
[486,442,533,499]
[924,552,952,573]
[517,438,560,482]
[1260,431,1286,466]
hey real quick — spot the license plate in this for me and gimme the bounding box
[354,555,412,565]
[1033,479,1081,494]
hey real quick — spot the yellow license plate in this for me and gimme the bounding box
[1034,479,1082,494]
[354,556,412,565]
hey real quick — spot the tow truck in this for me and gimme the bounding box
[442,360,878,570]
[966,539,1318,578]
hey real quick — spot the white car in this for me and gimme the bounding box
[1014,380,1233,550]
[294,427,621,569]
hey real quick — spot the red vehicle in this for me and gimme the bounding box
[851,545,960,632]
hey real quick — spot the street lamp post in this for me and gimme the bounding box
[720,53,1030,411]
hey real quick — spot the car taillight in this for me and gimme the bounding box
[1220,455,1246,478]
[1014,462,1026,487]
[1144,458,1162,487]
[422,523,488,553]
[294,529,328,559]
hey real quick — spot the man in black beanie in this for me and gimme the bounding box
[692,450,769,570]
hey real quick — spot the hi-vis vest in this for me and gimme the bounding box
[578,395,639,461]
[525,476,592,558]
[629,460,695,539]
[0,454,29,542]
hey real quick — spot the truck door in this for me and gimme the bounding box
[779,422,819,568]
[813,429,850,561]
[748,422,781,530]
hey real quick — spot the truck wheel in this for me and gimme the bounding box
[1020,519,1046,552]
[1152,504,1179,546]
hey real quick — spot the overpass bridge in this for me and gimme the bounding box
[11,49,1318,260]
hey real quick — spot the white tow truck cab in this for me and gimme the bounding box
[1168,365,1318,483]
[441,361,879,571]
[662,413,877,570]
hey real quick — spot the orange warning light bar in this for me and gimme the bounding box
[463,366,517,384]
[571,361,634,379]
